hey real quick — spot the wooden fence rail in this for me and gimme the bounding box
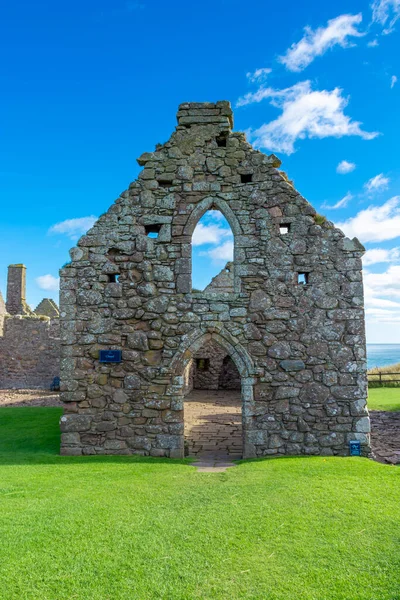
[367,372,400,384]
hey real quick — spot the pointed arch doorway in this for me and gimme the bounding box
[171,329,255,461]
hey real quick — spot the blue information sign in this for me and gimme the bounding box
[349,440,361,456]
[99,350,122,363]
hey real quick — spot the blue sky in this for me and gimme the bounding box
[0,0,399,342]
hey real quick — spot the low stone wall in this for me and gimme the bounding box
[0,315,60,389]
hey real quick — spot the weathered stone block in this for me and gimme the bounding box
[60,415,92,433]
[113,389,129,404]
[156,434,182,449]
[61,432,80,444]
[127,331,149,351]
[300,383,330,404]
[176,274,191,293]
[280,359,305,372]
[153,266,174,282]
[124,374,141,389]
[275,386,299,399]
[268,342,291,359]
[354,417,370,433]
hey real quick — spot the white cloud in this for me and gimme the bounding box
[363,264,400,329]
[364,173,390,193]
[192,223,233,246]
[391,75,398,88]
[335,189,400,332]
[363,247,400,265]
[367,38,380,46]
[371,0,400,33]
[279,13,364,72]
[237,86,275,107]
[246,68,272,83]
[237,81,378,154]
[337,160,356,174]
[206,210,225,221]
[322,192,353,210]
[364,265,400,298]
[49,216,97,240]
[36,274,60,291]
[336,196,400,242]
[200,241,234,263]
[366,298,400,309]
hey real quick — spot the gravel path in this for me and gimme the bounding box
[0,389,62,408]
[370,410,400,465]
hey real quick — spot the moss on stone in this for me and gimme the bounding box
[314,213,327,226]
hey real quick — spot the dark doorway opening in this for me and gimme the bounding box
[183,340,242,460]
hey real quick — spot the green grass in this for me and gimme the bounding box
[0,408,399,600]
[368,387,400,411]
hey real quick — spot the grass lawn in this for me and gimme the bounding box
[0,408,399,600]
[368,387,400,411]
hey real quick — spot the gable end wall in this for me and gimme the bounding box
[59,101,370,458]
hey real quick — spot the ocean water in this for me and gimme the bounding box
[367,345,400,370]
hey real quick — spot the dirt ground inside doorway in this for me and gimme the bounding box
[184,389,243,460]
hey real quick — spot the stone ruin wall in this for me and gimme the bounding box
[0,317,60,388]
[59,101,370,459]
[190,340,241,390]
[0,265,60,389]
[0,292,6,337]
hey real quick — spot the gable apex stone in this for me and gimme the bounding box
[34,298,60,318]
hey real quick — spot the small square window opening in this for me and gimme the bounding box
[240,173,253,183]
[145,224,162,238]
[216,135,227,147]
[108,274,120,283]
[297,272,309,285]
[158,179,173,188]
[196,358,210,371]
[279,224,291,234]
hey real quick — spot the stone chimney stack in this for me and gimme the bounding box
[6,264,32,315]
[176,101,233,131]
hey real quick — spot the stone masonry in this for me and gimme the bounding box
[190,339,241,390]
[6,264,32,315]
[59,101,370,458]
[0,264,60,388]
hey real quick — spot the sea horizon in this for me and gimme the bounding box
[366,344,400,370]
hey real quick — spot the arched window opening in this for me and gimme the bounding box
[183,339,242,460]
[191,208,234,292]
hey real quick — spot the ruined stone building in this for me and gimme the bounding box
[0,264,60,388]
[60,101,370,458]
